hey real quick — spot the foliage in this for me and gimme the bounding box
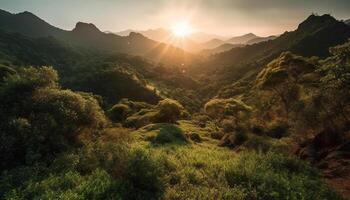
[72,67,160,106]
[121,149,165,199]
[204,98,252,119]
[0,64,16,82]
[125,98,188,128]
[266,121,289,139]
[135,123,188,145]
[0,66,107,170]
[225,151,344,200]
[156,98,187,123]
[108,103,131,122]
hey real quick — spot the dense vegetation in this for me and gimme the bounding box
[0,10,349,199]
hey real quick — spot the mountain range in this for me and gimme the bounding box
[0,9,348,68]
[115,29,277,53]
[0,9,193,65]
[193,14,350,84]
[115,28,227,44]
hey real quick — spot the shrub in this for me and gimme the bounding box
[156,98,185,123]
[219,130,248,148]
[4,169,121,200]
[0,67,107,170]
[234,130,248,146]
[266,121,289,138]
[242,136,274,152]
[125,109,158,128]
[192,114,210,127]
[221,118,236,133]
[186,132,202,143]
[108,103,131,122]
[0,64,16,82]
[204,98,252,119]
[121,149,165,200]
[125,99,188,128]
[146,124,188,145]
[210,131,225,140]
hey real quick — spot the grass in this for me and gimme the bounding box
[130,120,344,199]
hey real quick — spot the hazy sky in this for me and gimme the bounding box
[1,0,349,36]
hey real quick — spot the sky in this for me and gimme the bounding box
[1,0,350,36]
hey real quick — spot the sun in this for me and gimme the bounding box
[171,22,193,37]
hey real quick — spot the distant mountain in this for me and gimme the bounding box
[115,28,204,52]
[114,29,135,36]
[199,34,277,54]
[246,36,277,45]
[115,28,229,51]
[201,43,244,55]
[226,33,259,44]
[0,9,193,65]
[197,14,350,82]
[116,28,170,42]
[345,19,350,25]
[201,39,225,49]
[189,32,228,43]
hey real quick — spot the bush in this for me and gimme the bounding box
[125,99,188,128]
[266,121,289,138]
[204,98,252,119]
[0,67,107,170]
[221,118,236,133]
[125,109,159,128]
[242,136,274,152]
[145,124,188,145]
[186,132,202,143]
[210,131,225,140]
[225,151,344,200]
[108,103,131,122]
[0,64,16,82]
[121,149,165,200]
[4,169,121,200]
[1,137,166,200]
[219,130,248,148]
[156,98,185,123]
[235,130,248,145]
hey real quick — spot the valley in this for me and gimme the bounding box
[0,5,349,200]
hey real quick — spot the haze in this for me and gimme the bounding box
[1,0,350,36]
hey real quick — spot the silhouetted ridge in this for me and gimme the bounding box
[345,19,350,25]
[129,32,146,38]
[245,33,257,37]
[298,14,338,30]
[73,22,101,34]
[0,9,11,17]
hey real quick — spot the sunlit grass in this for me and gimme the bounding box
[129,120,343,199]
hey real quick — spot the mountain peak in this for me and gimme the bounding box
[128,32,146,38]
[18,11,35,16]
[245,33,257,37]
[73,22,100,33]
[298,14,338,30]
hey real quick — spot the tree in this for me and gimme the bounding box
[317,40,350,126]
[0,66,107,170]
